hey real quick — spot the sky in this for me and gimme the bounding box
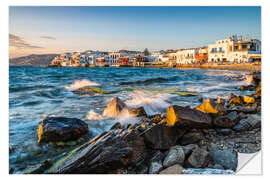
[9,6,261,58]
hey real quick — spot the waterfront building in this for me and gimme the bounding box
[208,35,261,63]
[195,47,208,64]
[176,48,198,64]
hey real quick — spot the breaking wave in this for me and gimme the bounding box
[125,90,173,116]
[65,79,100,91]
[85,110,104,120]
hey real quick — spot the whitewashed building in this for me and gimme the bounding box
[176,48,198,64]
[208,35,261,63]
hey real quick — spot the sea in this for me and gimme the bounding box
[9,66,252,173]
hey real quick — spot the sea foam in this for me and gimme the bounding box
[65,79,100,91]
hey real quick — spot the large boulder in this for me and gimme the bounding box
[48,129,146,174]
[210,150,238,170]
[244,114,261,129]
[212,111,239,128]
[149,161,163,174]
[103,97,128,117]
[37,117,88,143]
[233,119,251,132]
[180,132,203,145]
[186,147,212,168]
[163,145,185,168]
[166,105,212,128]
[159,164,184,174]
[143,124,186,150]
[196,98,227,115]
[227,96,243,107]
[128,107,147,117]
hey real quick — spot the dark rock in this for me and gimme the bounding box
[149,161,163,174]
[159,164,184,174]
[227,96,243,107]
[48,129,146,174]
[217,97,225,105]
[217,128,232,136]
[163,145,185,167]
[212,111,239,128]
[38,117,88,143]
[110,122,121,130]
[128,107,147,117]
[233,119,251,132]
[151,114,163,124]
[103,97,127,117]
[143,124,186,150]
[213,164,224,170]
[9,168,14,174]
[196,98,227,115]
[166,105,212,128]
[198,97,203,102]
[25,159,52,174]
[210,150,238,170]
[182,144,199,157]
[240,85,255,91]
[180,132,203,145]
[151,151,165,162]
[186,147,212,168]
[245,114,261,129]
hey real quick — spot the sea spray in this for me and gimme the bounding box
[85,110,104,120]
[65,79,100,91]
[125,90,173,116]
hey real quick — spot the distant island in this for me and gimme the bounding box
[9,54,59,67]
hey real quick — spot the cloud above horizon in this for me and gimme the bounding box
[9,34,43,49]
[40,36,56,40]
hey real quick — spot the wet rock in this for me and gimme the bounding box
[25,159,52,174]
[163,145,185,168]
[159,164,184,174]
[149,161,163,174]
[128,107,147,117]
[213,164,224,170]
[103,97,127,117]
[198,97,203,102]
[217,128,232,136]
[166,105,212,128]
[182,144,199,157]
[210,150,238,170]
[48,129,146,174]
[186,147,212,168]
[217,97,225,105]
[229,106,257,114]
[180,132,203,145]
[245,114,261,129]
[38,117,89,143]
[9,168,15,174]
[196,98,227,115]
[227,96,243,107]
[151,114,163,124]
[143,124,186,150]
[240,85,254,91]
[212,111,238,128]
[110,122,121,130]
[243,96,255,104]
[233,119,251,132]
[151,151,165,162]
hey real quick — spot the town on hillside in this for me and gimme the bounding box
[50,35,261,68]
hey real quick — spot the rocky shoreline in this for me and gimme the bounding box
[10,71,261,174]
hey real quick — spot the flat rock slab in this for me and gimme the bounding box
[38,117,88,143]
[166,105,212,128]
[48,129,145,174]
[143,124,186,150]
[210,150,238,170]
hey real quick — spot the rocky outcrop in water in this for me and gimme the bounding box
[166,105,212,128]
[37,117,89,143]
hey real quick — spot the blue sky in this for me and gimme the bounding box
[9,6,261,57]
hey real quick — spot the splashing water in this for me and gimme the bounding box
[65,79,100,91]
[85,110,104,120]
[125,90,174,116]
[245,74,254,85]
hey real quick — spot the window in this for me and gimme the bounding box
[242,45,247,49]
[215,48,217,52]
[219,47,223,52]
[211,48,215,53]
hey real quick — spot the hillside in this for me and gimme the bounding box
[9,54,59,67]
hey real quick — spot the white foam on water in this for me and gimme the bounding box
[245,74,254,85]
[65,79,100,91]
[125,90,173,116]
[85,110,104,120]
